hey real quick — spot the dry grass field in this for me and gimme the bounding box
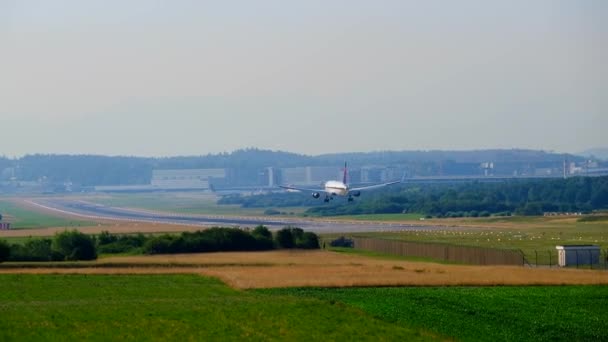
[2,250,608,289]
[0,222,202,238]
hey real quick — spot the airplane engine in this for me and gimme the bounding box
[312,192,321,199]
[351,191,361,197]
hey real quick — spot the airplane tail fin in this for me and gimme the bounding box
[343,162,348,185]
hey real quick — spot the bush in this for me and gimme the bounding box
[199,227,260,251]
[0,240,9,262]
[98,240,139,254]
[52,230,97,261]
[275,228,294,248]
[143,235,176,254]
[97,231,118,245]
[275,227,319,250]
[296,232,320,249]
[252,225,272,240]
[23,239,54,261]
[143,228,279,255]
[254,235,274,250]
[251,226,274,250]
[97,232,148,254]
[264,209,281,216]
[330,236,354,248]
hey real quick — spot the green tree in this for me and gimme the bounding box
[0,240,9,262]
[143,235,175,254]
[517,202,543,216]
[252,225,272,240]
[52,230,97,261]
[591,183,608,208]
[97,231,118,245]
[24,238,54,261]
[275,228,294,248]
[296,232,320,249]
[252,225,274,250]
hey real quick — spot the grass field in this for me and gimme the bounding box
[0,223,203,239]
[325,215,608,265]
[0,274,432,341]
[87,193,308,217]
[4,193,608,267]
[262,286,608,342]
[2,194,607,340]
[0,199,94,229]
[0,273,605,341]
[330,213,426,221]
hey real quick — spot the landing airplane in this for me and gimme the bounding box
[279,163,400,202]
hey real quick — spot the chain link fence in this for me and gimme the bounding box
[350,237,525,266]
[527,248,608,269]
[335,237,608,269]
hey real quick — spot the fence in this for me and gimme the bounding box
[527,249,608,269]
[351,237,525,266]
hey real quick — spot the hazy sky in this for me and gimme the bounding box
[1,1,606,157]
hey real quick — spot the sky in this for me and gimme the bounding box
[1,0,606,157]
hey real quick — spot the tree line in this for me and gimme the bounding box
[223,176,608,217]
[0,226,320,263]
[1,148,590,186]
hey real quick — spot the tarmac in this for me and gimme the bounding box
[25,198,457,234]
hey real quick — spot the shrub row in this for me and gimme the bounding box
[3,230,96,262]
[0,226,320,262]
[142,226,319,254]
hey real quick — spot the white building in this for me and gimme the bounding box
[151,169,226,190]
[279,167,341,186]
[556,245,600,267]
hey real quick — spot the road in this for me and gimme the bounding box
[26,198,455,234]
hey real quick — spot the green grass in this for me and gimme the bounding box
[326,246,463,264]
[88,193,308,217]
[578,215,608,223]
[261,286,608,342]
[334,216,608,265]
[0,274,433,341]
[0,200,94,229]
[328,213,426,221]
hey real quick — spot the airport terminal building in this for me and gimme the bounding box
[151,169,226,190]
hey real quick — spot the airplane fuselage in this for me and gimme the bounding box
[324,180,349,196]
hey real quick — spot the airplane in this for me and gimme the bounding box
[279,163,401,202]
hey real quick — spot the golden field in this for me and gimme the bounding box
[1,250,607,289]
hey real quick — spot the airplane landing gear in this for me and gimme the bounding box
[348,196,354,202]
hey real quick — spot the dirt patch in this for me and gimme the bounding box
[200,264,608,289]
[2,250,608,288]
[103,250,366,266]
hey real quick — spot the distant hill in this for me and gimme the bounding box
[578,148,608,161]
[0,148,593,187]
[317,149,577,165]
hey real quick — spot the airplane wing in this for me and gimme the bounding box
[349,180,401,192]
[279,185,324,193]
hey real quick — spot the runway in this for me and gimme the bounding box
[26,198,454,234]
